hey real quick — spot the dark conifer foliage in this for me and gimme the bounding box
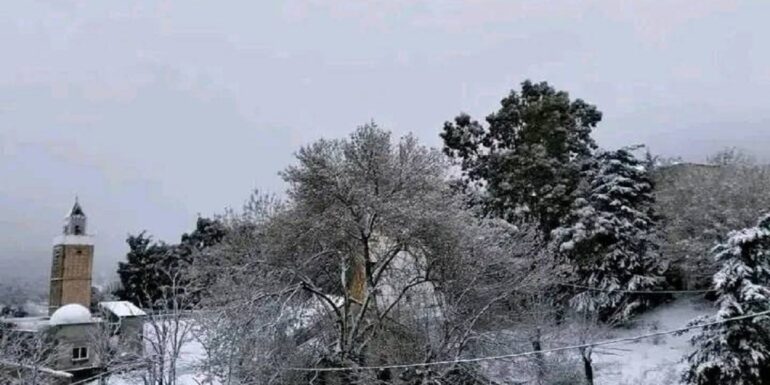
[115,217,227,308]
[553,148,665,321]
[176,217,227,264]
[684,215,770,385]
[441,80,602,236]
[115,231,172,308]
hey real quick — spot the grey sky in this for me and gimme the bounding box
[1,1,769,286]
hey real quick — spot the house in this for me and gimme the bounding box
[0,200,146,384]
[98,301,146,356]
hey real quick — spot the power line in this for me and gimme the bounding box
[558,282,714,294]
[285,309,770,372]
[67,359,152,385]
[53,285,723,381]
[60,307,770,380]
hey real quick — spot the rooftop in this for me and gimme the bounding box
[69,198,85,217]
[99,301,146,317]
[50,304,93,326]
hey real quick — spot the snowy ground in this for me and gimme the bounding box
[96,297,714,385]
[91,321,213,385]
[593,296,713,385]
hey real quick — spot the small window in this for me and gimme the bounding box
[74,225,82,235]
[72,347,88,362]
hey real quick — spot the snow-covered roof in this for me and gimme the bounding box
[98,301,146,317]
[53,234,94,246]
[50,304,93,326]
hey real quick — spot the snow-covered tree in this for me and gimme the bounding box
[115,232,172,308]
[0,326,59,385]
[552,147,664,321]
[441,80,602,237]
[683,215,770,385]
[655,148,770,290]
[194,124,548,385]
[116,217,226,308]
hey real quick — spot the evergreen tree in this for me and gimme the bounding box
[115,218,227,308]
[552,148,664,321]
[441,80,602,236]
[178,217,228,302]
[175,217,227,264]
[115,232,171,308]
[683,215,770,385]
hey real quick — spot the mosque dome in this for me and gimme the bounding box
[49,304,92,326]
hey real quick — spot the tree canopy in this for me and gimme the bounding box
[684,215,770,385]
[553,148,665,321]
[116,217,226,308]
[441,80,602,236]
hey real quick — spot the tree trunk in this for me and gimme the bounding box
[532,327,545,384]
[580,347,594,385]
[348,256,367,304]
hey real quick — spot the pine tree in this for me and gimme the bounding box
[552,148,664,321]
[115,218,227,308]
[441,80,602,237]
[683,215,770,385]
[177,217,228,302]
[115,232,171,308]
[175,217,227,264]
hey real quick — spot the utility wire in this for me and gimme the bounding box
[285,309,770,372]
[67,357,155,385]
[558,282,714,294]
[60,284,719,381]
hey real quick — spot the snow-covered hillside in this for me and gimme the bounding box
[96,297,713,385]
[594,296,713,385]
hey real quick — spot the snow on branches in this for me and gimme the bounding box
[552,147,665,322]
[683,214,770,385]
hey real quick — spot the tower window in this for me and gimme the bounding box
[74,225,82,235]
[72,347,89,362]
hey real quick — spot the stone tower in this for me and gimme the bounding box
[49,199,94,315]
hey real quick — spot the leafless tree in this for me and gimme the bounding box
[130,262,197,385]
[193,125,553,385]
[0,324,63,385]
[564,311,608,385]
[85,307,147,385]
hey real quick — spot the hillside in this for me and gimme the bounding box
[94,297,714,385]
[595,296,713,385]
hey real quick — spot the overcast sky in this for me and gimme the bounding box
[1,0,769,285]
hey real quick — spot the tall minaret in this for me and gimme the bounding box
[49,198,94,315]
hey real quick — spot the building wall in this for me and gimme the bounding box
[50,323,101,373]
[49,245,93,314]
[118,317,144,356]
[2,317,145,376]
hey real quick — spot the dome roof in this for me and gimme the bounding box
[50,304,92,326]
